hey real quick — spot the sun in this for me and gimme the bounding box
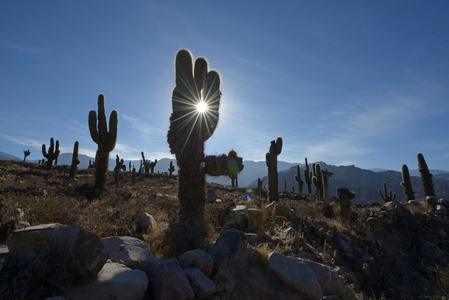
[196,100,208,113]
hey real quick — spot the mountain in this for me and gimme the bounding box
[249,162,449,204]
[0,152,21,161]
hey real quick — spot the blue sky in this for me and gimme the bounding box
[1,1,449,171]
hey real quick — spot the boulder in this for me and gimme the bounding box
[366,217,392,232]
[179,249,213,276]
[101,236,159,273]
[207,189,217,203]
[183,267,216,298]
[273,203,294,219]
[134,213,157,233]
[267,252,323,300]
[150,262,194,300]
[208,230,249,295]
[247,208,264,233]
[61,262,148,300]
[426,196,438,207]
[6,223,108,280]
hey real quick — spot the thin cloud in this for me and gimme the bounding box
[2,40,50,55]
[0,134,42,149]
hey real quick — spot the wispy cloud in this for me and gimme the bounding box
[122,114,166,139]
[0,134,42,149]
[2,40,50,55]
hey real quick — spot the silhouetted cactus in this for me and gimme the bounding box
[89,94,118,190]
[337,186,356,227]
[204,149,244,187]
[167,49,221,253]
[304,157,313,194]
[141,152,157,174]
[322,169,334,217]
[257,178,263,197]
[132,166,136,185]
[69,141,80,179]
[312,163,324,201]
[294,165,304,194]
[417,153,435,197]
[168,161,175,179]
[129,161,132,173]
[378,182,396,202]
[42,138,60,171]
[400,164,415,201]
[23,149,30,162]
[114,155,126,187]
[266,137,283,203]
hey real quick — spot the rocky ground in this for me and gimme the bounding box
[0,160,449,299]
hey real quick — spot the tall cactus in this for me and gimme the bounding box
[417,153,435,197]
[266,137,283,203]
[312,163,324,201]
[378,181,396,202]
[257,178,264,198]
[322,169,334,217]
[167,49,221,253]
[42,137,60,171]
[400,164,415,201]
[304,157,313,194]
[89,94,118,190]
[23,149,30,162]
[294,165,304,194]
[69,141,80,179]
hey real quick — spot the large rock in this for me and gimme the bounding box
[135,213,157,233]
[61,262,148,300]
[264,201,293,219]
[101,236,159,273]
[6,223,108,280]
[183,267,216,298]
[150,263,194,300]
[208,230,249,295]
[179,249,213,276]
[267,252,323,300]
[247,208,265,233]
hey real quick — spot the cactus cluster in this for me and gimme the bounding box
[304,157,313,194]
[89,94,118,190]
[266,137,283,203]
[400,164,415,201]
[69,141,80,179]
[42,137,60,171]
[417,153,435,197]
[167,49,221,253]
[141,151,157,174]
[378,182,396,202]
[114,155,126,187]
[312,163,324,201]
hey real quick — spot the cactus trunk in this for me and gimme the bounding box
[417,153,435,197]
[401,164,415,201]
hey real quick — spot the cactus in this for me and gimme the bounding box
[400,164,415,201]
[266,137,283,202]
[322,169,334,217]
[129,161,132,173]
[378,182,396,202]
[168,161,175,179]
[204,149,244,180]
[294,165,304,194]
[167,49,221,253]
[42,137,60,171]
[257,178,263,197]
[337,186,356,226]
[114,155,126,187]
[141,152,157,174]
[89,94,118,190]
[132,166,136,185]
[312,163,324,201]
[23,149,30,162]
[417,153,435,197]
[304,157,313,194]
[69,141,80,179]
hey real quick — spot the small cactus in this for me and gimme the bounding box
[417,153,435,197]
[141,152,157,174]
[294,165,304,194]
[168,161,175,179]
[337,186,356,226]
[132,166,136,185]
[42,137,60,171]
[266,137,283,203]
[69,141,80,179]
[378,182,396,202]
[257,178,264,198]
[89,94,118,190]
[304,157,313,194]
[400,164,415,201]
[114,155,126,187]
[312,163,324,201]
[23,149,30,162]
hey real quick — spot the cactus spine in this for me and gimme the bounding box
[23,149,30,162]
[378,182,396,202]
[167,49,221,253]
[417,153,435,197]
[89,94,118,190]
[400,164,415,201]
[294,165,304,194]
[312,163,324,201]
[42,138,60,171]
[69,141,80,179]
[266,137,283,203]
[304,157,313,194]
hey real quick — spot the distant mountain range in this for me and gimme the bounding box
[2,151,449,204]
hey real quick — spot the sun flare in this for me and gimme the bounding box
[196,100,208,113]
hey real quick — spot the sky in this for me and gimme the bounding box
[1,1,449,171]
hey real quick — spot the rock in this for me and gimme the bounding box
[284,226,299,238]
[244,233,258,244]
[360,208,371,220]
[267,252,323,300]
[366,217,392,232]
[179,249,213,277]
[438,198,449,208]
[208,230,249,295]
[247,208,264,233]
[273,203,294,219]
[426,196,437,207]
[6,223,108,280]
[8,208,25,222]
[338,239,353,255]
[421,241,445,263]
[134,212,157,233]
[150,262,194,300]
[407,200,421,206]
[61,262,148,300]
[207,189,217,202]
[101,236,159,273]
[183,267,216,298]
[435,205,447,212]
